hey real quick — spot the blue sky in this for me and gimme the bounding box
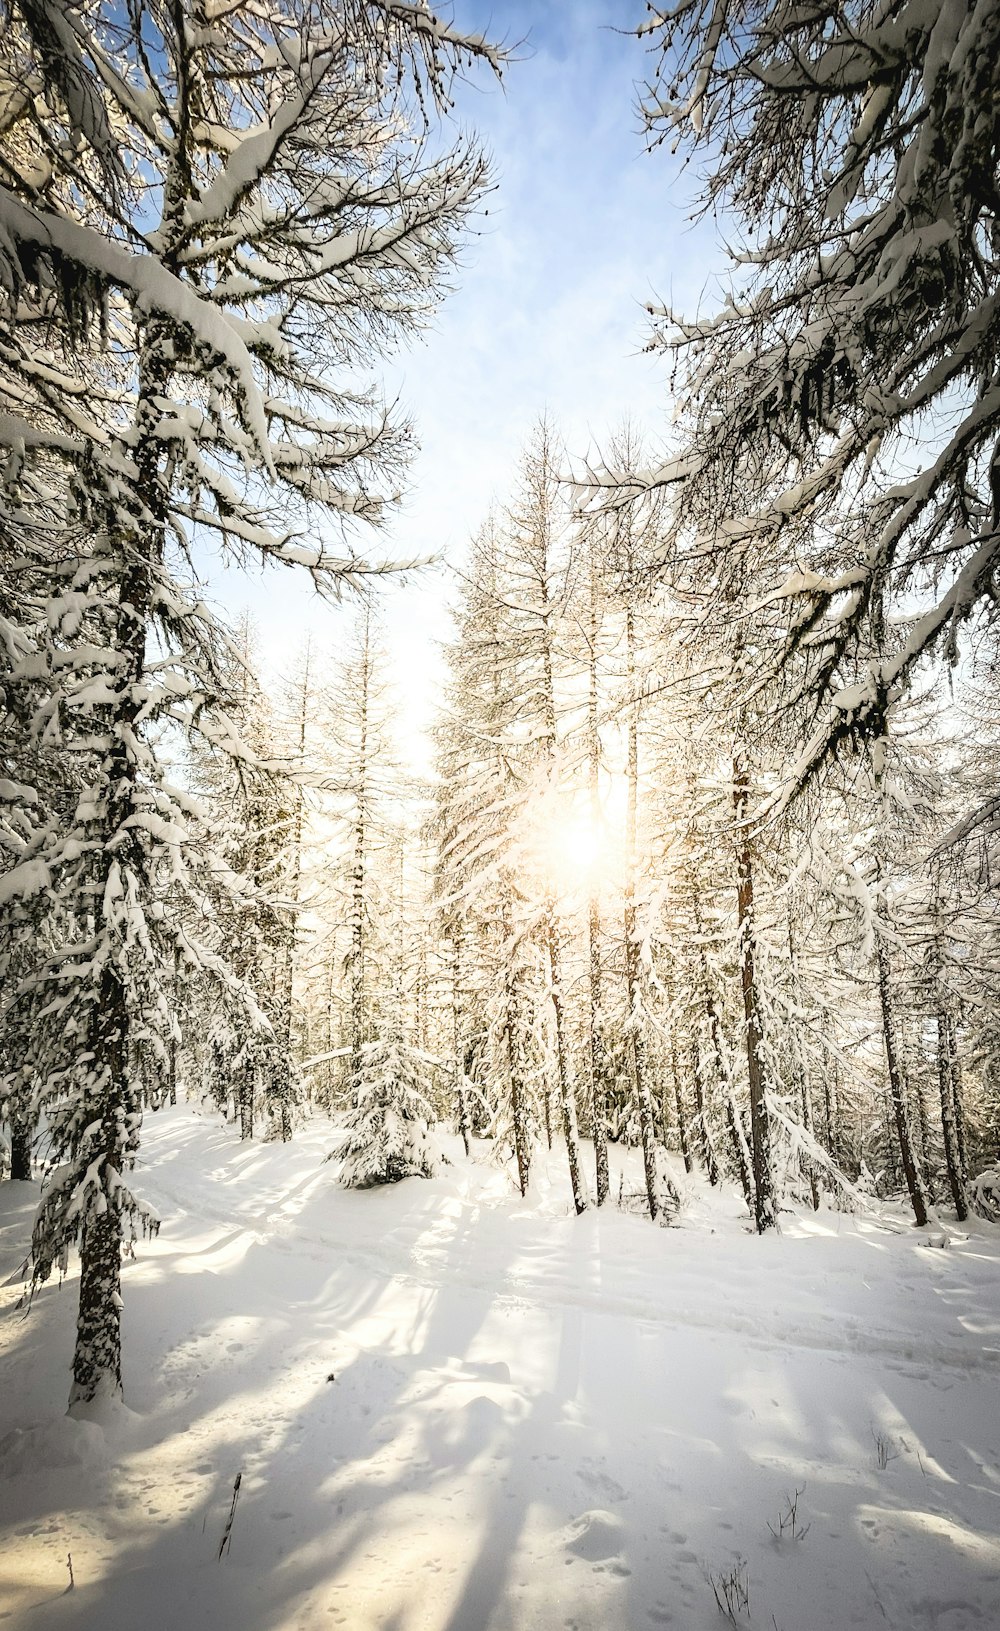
[224,1,722,760]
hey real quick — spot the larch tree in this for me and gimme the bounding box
[322,603,399,1091]
[501,418,588,1214]
[434,513,540,1197]
[0,0,499,1406]
[631,0,1000,786]
[567,505,616,1205]
[603,0,1000,1222]
[190,616,296,1141]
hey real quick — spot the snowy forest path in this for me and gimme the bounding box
[2,1107,1000,1631]
[136,1110,999,1382]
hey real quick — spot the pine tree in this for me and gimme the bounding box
[338,1033,438,1188]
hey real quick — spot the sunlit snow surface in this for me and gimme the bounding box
[2,1107,999,1630]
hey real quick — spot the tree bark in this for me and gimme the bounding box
[238,1071,255,1141]
[937,1010,969,1221]
[876,935,929,1226]
[725,1093,754,1212]
[451,932,471,1157]
[546,905,587,1215]
[589,898,611,1205]
[624,603,659,1222]
[786,911,820,1208]
[501,895,531,1197]
[670,1038,693,1174]
[945,1009,969,1181]
[823,1057,838,1163]
[275,642,311,1141]
[586,562,610,1205]
[733,756,775,1233]
[71,1206,124,1406]
[9,1109,31,1181]
[348,620,371,1087]
[70,313,173,1400]
[691,1041,721,1186]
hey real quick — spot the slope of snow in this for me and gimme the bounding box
[2,1105,999,1630]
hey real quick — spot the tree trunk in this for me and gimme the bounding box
[624,604,659,1223]
[725,1093,754,1212]
[451,933,471,1157]
[876,935,929,1226]
[800,1074,821,1210]
[72,951,146,1403]
[589,898,611,1205]
[692,1041,720,1186]
[166,943,179,1108]
[823,1059,837,1163]
[348,626,370,1086]
[687,866,739,1191]
[670,1039,693,1174]
[69,316,175,1400]
[9,1109,31,1181]
[733,756,775,1233]
[546,905,587,1215]
[275,644,311,1141]
[786,907,820,1208]
[501,895,531,1197]
[909,1044,933,1194]
[71,1206,123,1407]
[238,1071,255,1141]
[624,896,659,1221]
[937,1010,969,1221]
[945,1010,969,1181]
[585,567,611,1205]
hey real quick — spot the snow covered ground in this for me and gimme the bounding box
[2,1107,1000,1631]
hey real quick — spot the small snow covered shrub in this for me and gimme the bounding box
[971,1167,1000,1218]
[338,1036,439,1189]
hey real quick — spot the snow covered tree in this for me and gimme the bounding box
[568,509,616,1204]
[633,0,1000,788]
[320,603,401,1093]
[434,513,540,1195]
[337,1032,438,1187]
[0,0,499,1405]
[501,419,588,1213]
[189,617,299,1140]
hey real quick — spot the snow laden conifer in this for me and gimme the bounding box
[499,419,588,1213]
[435,424,591,1214]
[338,1031,439,1188]
[321,603,400,1091]
[433,512,542,1196]
[189,618,299,1140]
[430,515,538,1193]
[632,0,1000,790]
[0,0,498,1405]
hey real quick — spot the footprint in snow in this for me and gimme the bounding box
[448,1358,511,1384]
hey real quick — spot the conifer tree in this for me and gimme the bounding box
[0,0,499,1405]
[633,0,1000,786]
[434,514,539,1195]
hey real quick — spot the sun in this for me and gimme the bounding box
[529,798,620,901]
[562,814,603,874]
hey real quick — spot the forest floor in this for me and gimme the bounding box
[1,1107,1000,1631]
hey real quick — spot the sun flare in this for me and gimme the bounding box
[562,815,603,873]
[530,795,624,899]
